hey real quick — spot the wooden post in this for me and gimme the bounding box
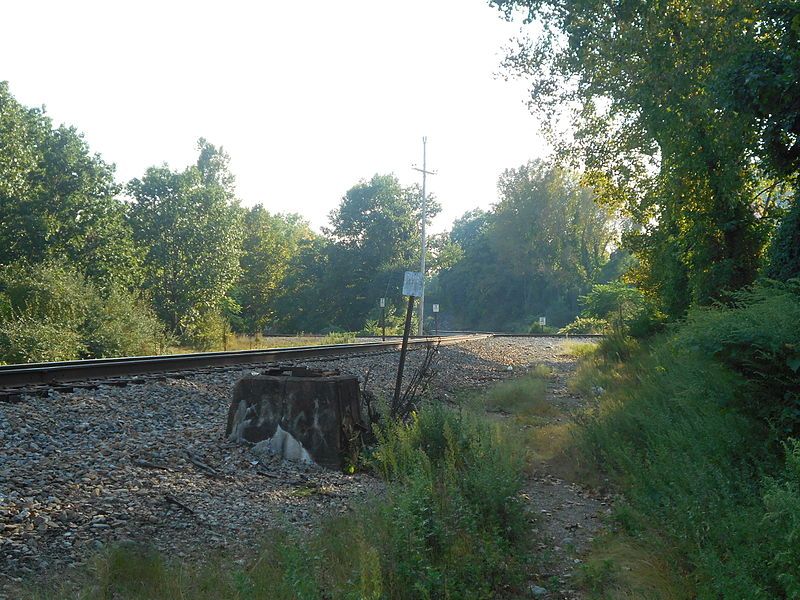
[392,295,415,416]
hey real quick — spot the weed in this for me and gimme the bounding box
[482,368,556,419]
[571,283,800,598]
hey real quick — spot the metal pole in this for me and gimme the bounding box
[419,137,427,336]
[392,295,416,416]
[381,305,386,341]
[412,137,435,337]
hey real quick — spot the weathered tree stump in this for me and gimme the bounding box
[225,367,364,469]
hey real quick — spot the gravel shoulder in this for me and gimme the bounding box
[0,336,602,596]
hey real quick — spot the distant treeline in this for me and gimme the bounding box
[0,82,621,361]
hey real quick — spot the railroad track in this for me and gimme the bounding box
[0,334,490,397]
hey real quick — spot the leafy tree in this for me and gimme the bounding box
[492,0,776,316]
[128,140,244,339]
[272,235,337,332]
[439,162,614,330]
[234,206,312,332]
[322,174,440,331]
[0,81,142,289]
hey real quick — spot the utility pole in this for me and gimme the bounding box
[412,136,435,336]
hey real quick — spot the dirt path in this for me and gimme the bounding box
[518,346,609,599]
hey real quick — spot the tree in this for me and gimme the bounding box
[128,140,243,338]
[0,81,142,289]
[322,174,441,331]
[491,0,776,316]
[439,162,614,330]
[234,206,312,332]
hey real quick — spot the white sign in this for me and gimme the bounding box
[432,304,440,313]
[402,271,424,297]
[539,316,546,326]
[380,297,385,308]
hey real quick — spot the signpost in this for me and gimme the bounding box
[393,272,423,415]
[380,297,386,341]
[432,303,440,336]
[539,316,546,333]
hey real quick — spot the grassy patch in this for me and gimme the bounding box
[559,341,599,359]
[578,534,689,600]
[571,282,800,598]
[483,366,556,419]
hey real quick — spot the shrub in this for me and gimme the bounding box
[84,287,171,357]
[0,260,169,363]
[576,288,800,597]
[764,191,800,282]
[673,279,800,435]
[762,439,800,598]
[179,309,227,351]
[559,316,608,334]
[0,314,85,363]
[579,281,665,337]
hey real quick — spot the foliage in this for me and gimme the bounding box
[0,314,86,363]
[762,439,800,598]
[492,0,778,317]
[275,174,439,333]
[720,1,800,178]
[672,279,800,435]
[558,316,607,335]
[0,81,143,290]
[439,161,614,330]
[579,281,664,337]
[83,286,171,357]
[128,139,244,341]
[764,191,800,281]
[0,261,166,363]
[320,331,357,345]
[234,206,312,332]
[574,288,800,597]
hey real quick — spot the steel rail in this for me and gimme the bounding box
[0,334,490,389]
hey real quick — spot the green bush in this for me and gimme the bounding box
[577,287,800,597]
[0,260,169,363]
[673,279,800,435]
[559,316,608,334]
[84,287,171,357]
[762,439,800,598]
[764,191,800,282]
[178,309,227,351]
[0,314,86,363]
[579,281,665,338]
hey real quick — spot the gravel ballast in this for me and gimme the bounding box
[0,336,596,589]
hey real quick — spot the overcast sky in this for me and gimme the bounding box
[2,0,546,232]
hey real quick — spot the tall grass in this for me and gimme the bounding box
[481,366,554,419]
[575,281,800,598]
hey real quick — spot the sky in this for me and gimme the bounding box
[2,0,547,233]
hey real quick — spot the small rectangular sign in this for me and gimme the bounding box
[402,271,424,297]
[432,304,439,313]
[380,297,385,308]
[539,316,546,326]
